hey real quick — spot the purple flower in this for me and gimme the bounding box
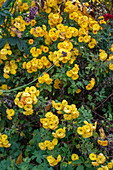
[62,51,67,57]
[25,7,39,22]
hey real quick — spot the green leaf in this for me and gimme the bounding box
[17,39,24,51]
[2,0,13,7]
[73,160,83,164]
[0,16,5,26]
[0,38,7,48]
[3,10,11,16]
[88,95,93,101]
[8,37,18,45]
[76,165,84,170]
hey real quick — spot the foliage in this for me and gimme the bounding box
[0,0,113,170]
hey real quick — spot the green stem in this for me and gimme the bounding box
[0,56,61,94]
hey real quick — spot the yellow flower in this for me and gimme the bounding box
[24,104,32,111]
[89,153,97,161]
[86,83,93,90]
[1,134,8,141]
[52,138,58,145]
[18,101,24,108]
[57,155,61,162]
[6,109,15,117]
[53,127,66,138]
[97,168,103,170]
[39,142,46,150]
[31,20,36,26]
[71,73,79,80]
[44,140,51,147]
[78,36,84,42]
[109,63,113,70]
[76,89,81,93]
[63,114,72,120]
[45,112,53,118]
[43,46,49,53]
[47,155,56,164]
[107,162,113,169]
[63,105,72,114]
[88,42,95,49]
[25,97,33,104]
[57,111,62,114]
[77,127,84,135]
[101,165,109,170]
[29,39,34,44]
[102,140,108,146]
[47,143,55,150]
[99,52,107,61]
[71,154,79,161]
[92,161,99,166]
[22,3,29,10]
[29,86,37,94]
[66,70,73,77]
[62,100,68,106]
[54,103,63,110]
[96,153,106,164]
[68,161,72,165]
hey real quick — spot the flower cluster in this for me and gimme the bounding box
[97,139,108,147]
[77,121,97,138]
[23,57,51,73]
[66,64,79,80]
[3,60,18,79]
[0,84,10,95]
[0,133,11,148]
[14,86,40,115]
[38,73,52,85]
[40,112,59,130]
[0,42,12,64]
[65,0,101,34]
[47,155,61,166]
[30,25,47,38]
[89,153,107,167]
[48,13,63,28]
[11,16,26,33]
[54,79,61,89]
[86,78,95,90]
[97,128,108,146]
[52,100,79,120]
[43,0,63,13]
[6,109,15,120]
[18,2,29,12]
[39,138,58,150]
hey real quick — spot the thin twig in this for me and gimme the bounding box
[95,92,113,110]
